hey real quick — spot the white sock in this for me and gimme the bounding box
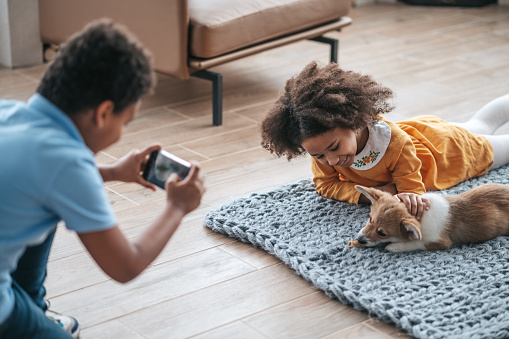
[483,134,509,169]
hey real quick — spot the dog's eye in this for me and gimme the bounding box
[377,229,387,237]
[369,217,373,223]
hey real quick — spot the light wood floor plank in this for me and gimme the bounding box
[80,320,146,339]
[191,321,269,339]
[218,241,281,270]
[104,113,255,158]
[243,291,370,339]
[118,264,317,338]
[49,247,257,328]
[321,323,393,339]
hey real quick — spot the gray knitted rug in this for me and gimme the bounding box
[204,165,509,339]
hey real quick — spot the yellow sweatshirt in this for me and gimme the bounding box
[312,116,494,204]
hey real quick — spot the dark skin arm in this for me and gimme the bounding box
[78,144,205,283]
[359,182,430,221]
[98,144,161,190]
[79,164,205,283]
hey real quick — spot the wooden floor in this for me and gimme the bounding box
[2,3,509,338]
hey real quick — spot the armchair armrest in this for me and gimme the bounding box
[39,0,191,79]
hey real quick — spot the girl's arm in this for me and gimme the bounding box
[390,142,430,219]
[389,138,426,195]
[78,164,205,283]
[316,175,397,204]
[312,157,400,204]
[312,159,362,204]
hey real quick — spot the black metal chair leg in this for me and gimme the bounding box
[191,70,223,126]
[192,36,337,126]
[309,36,339,64]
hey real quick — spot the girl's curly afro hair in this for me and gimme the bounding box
[261,61,395,160]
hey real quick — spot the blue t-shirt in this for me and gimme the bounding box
[0,94,117,325]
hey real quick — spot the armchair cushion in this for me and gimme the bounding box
[188,0,350,59]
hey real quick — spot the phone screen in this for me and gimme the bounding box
[143,150,191,189]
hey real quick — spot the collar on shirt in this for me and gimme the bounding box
[27,94,85,145]
[351,120,391,170]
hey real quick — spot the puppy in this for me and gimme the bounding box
[349,184,509,252]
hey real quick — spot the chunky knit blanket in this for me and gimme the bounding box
[204,165,509,339]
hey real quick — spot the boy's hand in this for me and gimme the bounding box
[101,144,161,190]
[165,162,205,215]
[395,192,430,221]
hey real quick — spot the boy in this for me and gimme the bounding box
[0,20,205,338]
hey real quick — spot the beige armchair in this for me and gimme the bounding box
[39,0,352,125]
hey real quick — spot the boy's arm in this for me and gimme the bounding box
[79,164,205,283]
[98,144,161,190]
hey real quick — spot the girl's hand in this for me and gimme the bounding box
[165,162,206,215]
[100,144,162,190]
[395,192,430,221]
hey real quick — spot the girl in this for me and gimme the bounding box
[261,61,509,220]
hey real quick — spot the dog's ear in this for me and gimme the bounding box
[355,185,384,204]
[401,218,422,240]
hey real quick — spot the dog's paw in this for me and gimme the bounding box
[385,242,425,252]
[385,243,407,252]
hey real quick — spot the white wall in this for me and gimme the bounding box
[0,0,42,68]
[0,0,12,67]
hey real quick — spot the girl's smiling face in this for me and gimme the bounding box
[302,126,369,167]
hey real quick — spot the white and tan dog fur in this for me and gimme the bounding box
[350,183,509,252]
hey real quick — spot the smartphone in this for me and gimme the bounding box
[143,150,191,189]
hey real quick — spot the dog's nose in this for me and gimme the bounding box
[357,236,367,245]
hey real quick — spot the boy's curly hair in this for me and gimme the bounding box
[37,19,155,115]
[261,61,395,160]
